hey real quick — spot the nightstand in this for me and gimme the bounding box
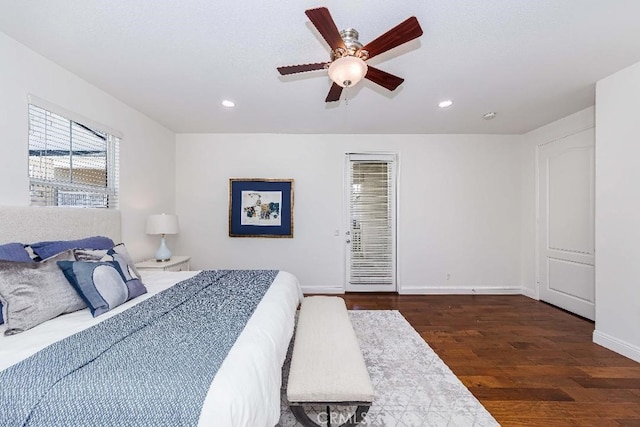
[135,256,191,272]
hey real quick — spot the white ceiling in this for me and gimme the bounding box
[1,0,640,135]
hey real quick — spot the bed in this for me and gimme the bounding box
[0,206,303,426]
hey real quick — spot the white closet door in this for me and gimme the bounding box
[538,128,595,320]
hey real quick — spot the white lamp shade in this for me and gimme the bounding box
[146,214,179,235]
[328,56,368,88]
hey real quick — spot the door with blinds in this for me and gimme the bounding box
[345,153,397,292]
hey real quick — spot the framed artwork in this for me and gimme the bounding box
[229,178,294,238]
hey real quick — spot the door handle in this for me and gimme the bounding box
[346,239,351,244]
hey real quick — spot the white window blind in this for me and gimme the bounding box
[28,104,120,208]
[348,159,394,285]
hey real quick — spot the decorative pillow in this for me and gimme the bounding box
[28,236,115,261]
[0,250,86,335]
[74,243,142,279]
[57,259,147,317]
[0,242,33,263]
[0,242,34,325]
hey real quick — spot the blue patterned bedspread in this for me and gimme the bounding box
[0,269,279,427]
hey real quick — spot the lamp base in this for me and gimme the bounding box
[155,235,172,262]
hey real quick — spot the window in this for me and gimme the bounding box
[28,102,120,208]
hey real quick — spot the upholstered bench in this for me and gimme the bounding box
[287,296,374,427]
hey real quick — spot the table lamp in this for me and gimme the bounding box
[146,214,179,261]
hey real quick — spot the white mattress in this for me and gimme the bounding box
[0,269,303,427]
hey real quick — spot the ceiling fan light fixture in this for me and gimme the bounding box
[328,56,368,88]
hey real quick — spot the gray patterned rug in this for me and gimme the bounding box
[278,310,499,427]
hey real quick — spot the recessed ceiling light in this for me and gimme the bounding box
[221,100,235,108]
[438,100,453,108]
[483,112,497,120]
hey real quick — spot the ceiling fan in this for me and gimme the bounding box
[277,7,423,102]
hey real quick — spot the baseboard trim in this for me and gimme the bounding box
[301,285,538,297]
[520,287,538,300]
[593,330,640,363]
[398,286,522,295]
[301,286,344,295]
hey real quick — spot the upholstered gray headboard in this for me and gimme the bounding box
[0,206,121,244]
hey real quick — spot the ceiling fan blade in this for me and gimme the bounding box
[277,62,328,75]
[361,16,423,60]
[305,7,346,51]
[325,83,343,102]
[365,66,404,91]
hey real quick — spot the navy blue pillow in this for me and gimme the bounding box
[57,259,147,317]
[0,242,32,263]
[30,236,115,260]
[0,242,34,324]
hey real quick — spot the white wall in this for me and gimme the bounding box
[3,20,638,361]
[175,133,522,294]
[593,61,640,363]
[520,107,595,299]
[0,33,176,259]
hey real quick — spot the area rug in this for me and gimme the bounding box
[277,310,499,427]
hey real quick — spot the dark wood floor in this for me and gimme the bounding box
[339,293,640,427]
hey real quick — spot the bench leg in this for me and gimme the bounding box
[289,405,371,427]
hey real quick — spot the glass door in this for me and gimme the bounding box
[345,153,397,292]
